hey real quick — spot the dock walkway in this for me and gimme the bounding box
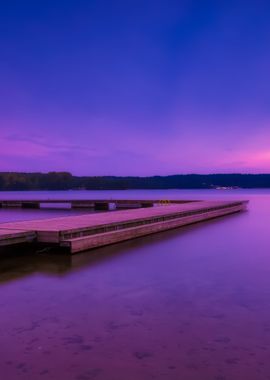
[0,199,190,210]
[0,200,247,254]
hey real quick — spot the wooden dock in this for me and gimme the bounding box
[0,199,192,210]
[0,200,248,254]
[0,229,36,247]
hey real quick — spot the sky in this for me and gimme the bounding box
[1,0,270,176]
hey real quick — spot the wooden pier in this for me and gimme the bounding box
[0,200,248,254]
[0,199,192,210]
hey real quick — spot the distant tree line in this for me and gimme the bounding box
[1,172,270,190]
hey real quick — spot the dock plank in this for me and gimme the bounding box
[0,229,36,246]
[0,201,240,232]
[61,203,245,253]
[0,200,248,253]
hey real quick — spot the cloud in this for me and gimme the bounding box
[0,134,102,158]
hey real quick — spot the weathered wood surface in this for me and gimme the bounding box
[0,201,242,232]
[0,200,248,252]
[62,203,246,253]
[0,229,36,246]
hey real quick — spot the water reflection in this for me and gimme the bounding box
[1,190,270,380]
[0,222,205,284]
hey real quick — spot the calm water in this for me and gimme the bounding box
[1,189,270,380]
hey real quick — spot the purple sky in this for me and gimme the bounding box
[1,1,270,175]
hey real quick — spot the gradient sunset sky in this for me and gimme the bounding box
[1,1,270,175]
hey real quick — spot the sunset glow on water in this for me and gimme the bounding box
[0,190,270,380]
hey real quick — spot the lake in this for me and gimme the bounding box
[0,189,270,380]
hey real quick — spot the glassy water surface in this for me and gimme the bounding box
[0,189,270,380]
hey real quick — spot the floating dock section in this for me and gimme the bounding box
[0,229,36,247]
[0,200,248,254]
[0,199,190,210]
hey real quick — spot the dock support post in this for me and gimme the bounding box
[22,202,40,209]
[94,202,110,211]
